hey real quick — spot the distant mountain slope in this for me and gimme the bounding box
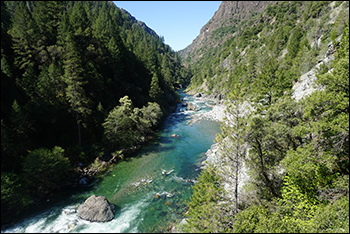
[181,1,349,99]
[178,1,275,64]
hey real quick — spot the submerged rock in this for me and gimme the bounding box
[78,195,115,222]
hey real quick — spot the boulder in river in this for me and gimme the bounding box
[185,101,198,111]
[171,134,180,137]
[78,195,115,222]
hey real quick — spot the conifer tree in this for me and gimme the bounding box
[68,1,90,34]
[215,82,248,215]
[32,1,63,46]
[253,57,279,109]
[184,164,232,232]
[9,1,39,71]
[149,72,163,101]
[62,34,91,148]
[92,2,118,46]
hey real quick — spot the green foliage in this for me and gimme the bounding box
[252,57,281,109]
[23,146,72,195]
[232,204,273,233]
[103,96,162,150]
[183,164,233,233]
[308,196,349,233]
[149,72,163,101]
[330,8,349,41]
[103,96,139,148]
[139,102,163,133]
[286,25,304,60]
[1,171,32,224]
[9,1,39,71]
[183,3,349,234]
[1,1,188,224]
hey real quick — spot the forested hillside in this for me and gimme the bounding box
[178,1,349,233]
[1,1,191,225]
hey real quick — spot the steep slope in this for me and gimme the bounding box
[119,8,159,38]
[183,1,348,98]
[0,1,191,225]
[178,1,349,232]
[178,1,275,64]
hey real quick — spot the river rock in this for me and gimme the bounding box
[171,134,180,137]
[185,101,198,111]
[78,195,115,222]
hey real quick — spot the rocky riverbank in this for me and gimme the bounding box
[183,92,252,203]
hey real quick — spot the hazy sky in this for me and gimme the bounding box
[113,1,222,51]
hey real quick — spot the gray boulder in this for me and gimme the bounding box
[78,195,115,222]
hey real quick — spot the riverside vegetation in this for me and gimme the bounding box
[176,1,349,233]
[1,1,192,225]
[1,1,349,233]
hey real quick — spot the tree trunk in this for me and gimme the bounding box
[76,112,81,148]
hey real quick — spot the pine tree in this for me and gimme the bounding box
[149,72,163,101]
[184,164,232,232]
[9,1,39,70]
[215,82,249,215]
[92,2,119,46]
[62,34,91,148]
[68,1,90,35]
[32,1,63,46]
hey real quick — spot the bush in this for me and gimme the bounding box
[103,96,163,149]
[1,171,32,225]
[23,146,71,195]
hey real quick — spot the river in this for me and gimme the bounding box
[1,90,221,233]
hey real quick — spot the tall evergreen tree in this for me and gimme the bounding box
[149,71,163,101]
[62,34,91,148]
[183,164,233,232]
[32,1,63,46]
[9,1,39,71]
[215,82,249,215]
[68,1,90,35]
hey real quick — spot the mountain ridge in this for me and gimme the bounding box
[178,1,275,63]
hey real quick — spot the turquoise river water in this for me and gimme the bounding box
[1,90,221,233]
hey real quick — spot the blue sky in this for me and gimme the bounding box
[113,1,222,52]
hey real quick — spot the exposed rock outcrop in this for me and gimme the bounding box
[179,1,275,62]
[292,38,340,101]
[78,195,115,222]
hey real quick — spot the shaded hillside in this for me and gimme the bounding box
[1,0,191,225]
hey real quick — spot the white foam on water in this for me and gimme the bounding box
[2,195,152,233]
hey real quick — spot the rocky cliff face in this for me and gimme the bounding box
[179,1,275,62]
